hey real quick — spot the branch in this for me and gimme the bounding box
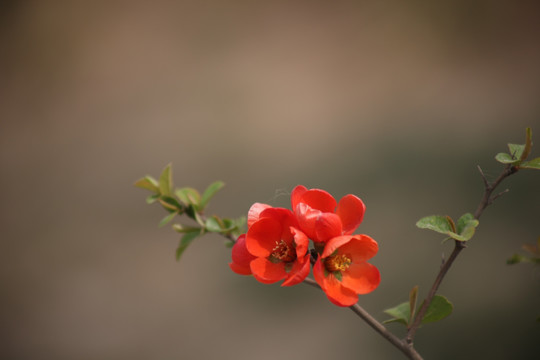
[406,164,518,343]
[303,277,423,360]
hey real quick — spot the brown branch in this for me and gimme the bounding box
[303,277,423,360]
[406,163,518,343]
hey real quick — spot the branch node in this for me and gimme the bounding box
[490,188,510,203]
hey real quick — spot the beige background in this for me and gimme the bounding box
[1,1,539,359]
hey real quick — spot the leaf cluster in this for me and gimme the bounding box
[383,286,453,327]
[495,127,540,169]
[134,164,245,260]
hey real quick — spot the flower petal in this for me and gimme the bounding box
[291,227,309,258]
[313,258,358,307]
[299,188,337,213]
[250,257,286,284]
[336,194,365,234]
[341,262,380,295]
[246,217,281,257]
[229,234,255,275]
[339,234,379,262]
[321,235,354,258]
[291,185,307,212]
[314,213,343,243]
[259,207,297,243]
[281,255,311,286]
[247,203,272,227]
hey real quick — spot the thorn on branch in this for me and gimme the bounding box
[477,165,490,188]
[489,188,510,204]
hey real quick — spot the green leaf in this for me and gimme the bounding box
[200,181,225,210]
[383,301,410,325]
[159,164,173,196]
[417,214,477,242]
[175,187,201,208]
[158,196,183,212]
[520,157,540,170]
[134,176,159,192]
[172,224,201,233]
[507,143,525,160]
[416,215,454,235]
[176,230,202,261]
[205,216,223,233]
[507,254,529,265]
[495,152,520,164]
[455,213,479,241]
[158,211,178,227]
[420,295,453,324]
[146,194,160,204]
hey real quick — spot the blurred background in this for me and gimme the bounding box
[1,1,539,359]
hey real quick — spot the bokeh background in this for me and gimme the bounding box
[2,1,539,359]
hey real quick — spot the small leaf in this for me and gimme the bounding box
[416,215,453,235]
[383,302,410,326]
[146,194,160,204]
[205,216,223,233]
[507,254,529,265]
[420,295,453,324]
[495,153,520,164]
[521,127,532,160]
[134,176,159,192]
[175,187,201,208]
[172,224,201,233]
[507,143,525,160]
[520,157,540,170]
[200,181,225,210]
[176,230,202,261]
[158,211,178,227]
[159,196,183,212]
[455,213,479,241]
[159,164,173,196]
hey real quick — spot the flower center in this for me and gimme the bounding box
[271,240,295,262]
[325,254,352,272]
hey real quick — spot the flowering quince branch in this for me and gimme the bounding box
[135,128,538,360]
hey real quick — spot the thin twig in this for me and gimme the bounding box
[303,277,423,360]
[406,164,518,343]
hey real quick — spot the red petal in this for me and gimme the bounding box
[336,194,365,234]
[322,235,354,258]
[341,262,380,294]
[247,203,272,227]
[339,234,379,262]
[229,261,252,275]
[281,255,311,286]
[230,234,255,275]
[313,258,358,307]
[250,258,286,284]
[291,227,309,258]
[246,218,281,257]
[291,185,307,212]
[299,188,337,213]
[295,203,320,240]
[259,207,297,243]
[314,213,343,243]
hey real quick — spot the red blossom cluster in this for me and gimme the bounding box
[230,185,380,307]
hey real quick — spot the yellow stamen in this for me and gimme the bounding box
[271,240,295,262]
[325,254,352,272]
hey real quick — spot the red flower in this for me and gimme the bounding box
[229,234,256,275]
[246,207,310,286]
[313,234,380,307]
[291,185,366,244]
